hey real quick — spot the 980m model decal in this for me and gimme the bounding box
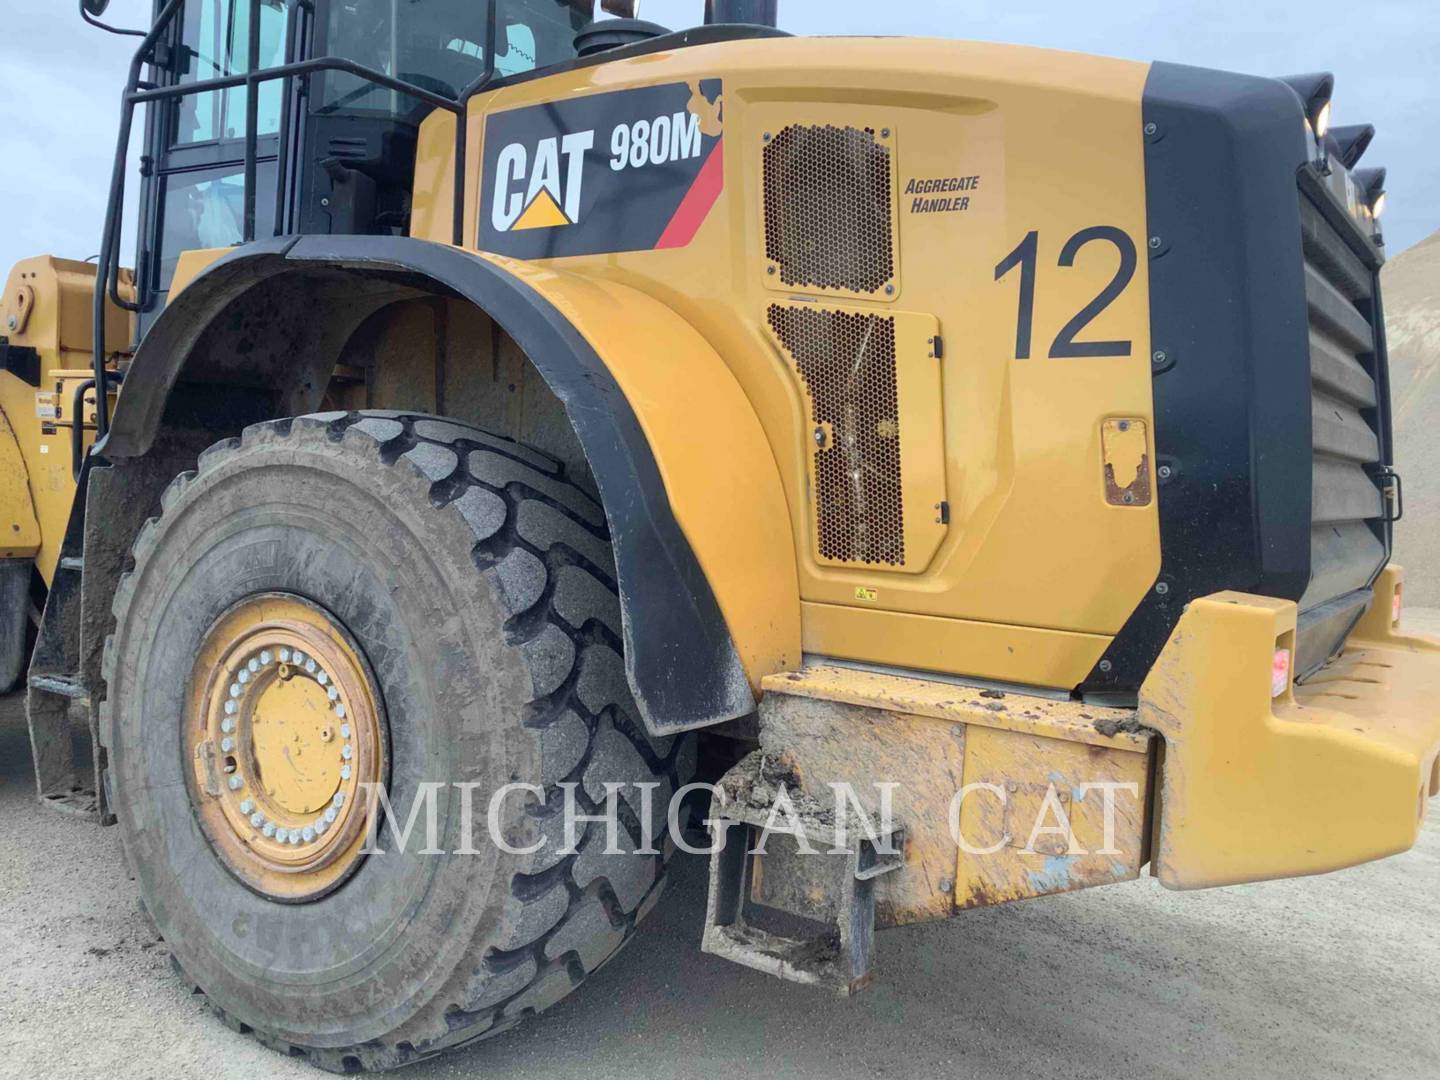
[480,80,724,259]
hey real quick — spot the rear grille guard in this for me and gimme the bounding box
[1083,64,1393,699]
[1294,169,1394,679]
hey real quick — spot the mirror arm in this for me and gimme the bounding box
[79,0,148,37]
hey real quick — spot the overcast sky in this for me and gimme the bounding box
[1,0,1434,278]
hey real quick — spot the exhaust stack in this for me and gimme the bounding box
[704,0,778,26]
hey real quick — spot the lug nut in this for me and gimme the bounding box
[229,683,242,698]
[342,744,353,760]
[240,799,254,814]
[335,705,347,719]
[221,718,235,734]
[262,822,275,838]
[317,671,329,686]
[301,827,315,843]
[224,701,237,716]
[275,828,289,843]
[260,650,273,665]
[250,812,265,828]
[248,658,259,674]
[280,648,292,663]
[340,765,352,781]
[340,725,351,739]
[327,687,339,701]
[221,737,234,753]
[228,776,243,791]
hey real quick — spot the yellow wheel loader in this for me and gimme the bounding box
[0,0,1433,1069]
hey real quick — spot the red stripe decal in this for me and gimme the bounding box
[655,137,725,250]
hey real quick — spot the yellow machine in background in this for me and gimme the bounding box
[0,257,131,690]
[0,0,1430,1070]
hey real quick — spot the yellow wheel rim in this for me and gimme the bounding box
[184,593,386,902]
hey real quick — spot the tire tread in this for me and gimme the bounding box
[101,411,693,1072]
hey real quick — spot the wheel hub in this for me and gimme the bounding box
[184,594,385,902]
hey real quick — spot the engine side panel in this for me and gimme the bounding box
[415,37,1161,691]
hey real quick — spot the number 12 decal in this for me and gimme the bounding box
[994,226,1138,359]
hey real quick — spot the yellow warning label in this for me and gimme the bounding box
[854,586,879,603]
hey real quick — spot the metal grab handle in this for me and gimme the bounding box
[1376,467,1404,524]
[71,370,126,481]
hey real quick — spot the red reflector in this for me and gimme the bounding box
[1272,648,1292,697]
[1393,585,1403,624]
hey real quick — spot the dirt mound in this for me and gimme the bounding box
[1383,229,1440,604]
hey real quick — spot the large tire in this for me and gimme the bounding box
[101,412,694,1071]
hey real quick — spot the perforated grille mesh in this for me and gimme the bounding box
[768,304,905,566]
[763,124,896,295]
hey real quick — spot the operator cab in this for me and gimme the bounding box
[139,0,593,327]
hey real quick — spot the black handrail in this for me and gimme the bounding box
[91,0,494,441]
[243,0,262,241]
[271,0,306,237]
[72,370,126,481]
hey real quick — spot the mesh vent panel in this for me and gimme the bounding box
[768,304,905,566]
[763,124,895,295]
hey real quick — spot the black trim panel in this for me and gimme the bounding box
[1,340,42,387]
[1083,62,1316,694]
[103,236,754,733]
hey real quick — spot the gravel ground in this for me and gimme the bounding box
[1383,232,1440,606]
[2,621,1439,1080]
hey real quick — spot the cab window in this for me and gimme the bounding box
[173,0,289,145]
[317,0,592,115]
[155,165,277,288]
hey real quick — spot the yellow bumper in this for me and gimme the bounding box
[1140,566,1440,889]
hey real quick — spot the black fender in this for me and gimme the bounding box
[103,235,754,733]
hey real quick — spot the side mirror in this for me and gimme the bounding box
[601,0,641,16]
[81,0,112,15]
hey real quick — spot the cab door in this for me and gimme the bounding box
[138,0,290,330]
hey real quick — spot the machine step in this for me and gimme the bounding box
[28,673,92,706]
[702,756,905,995]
